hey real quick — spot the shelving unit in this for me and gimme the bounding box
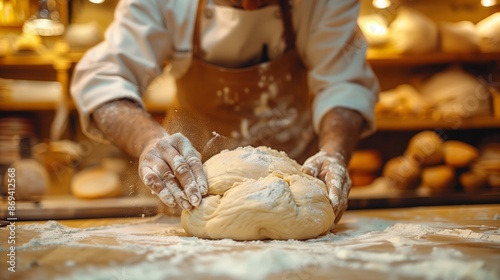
[376,115,500,130]
[0,52,76,109]
[367,50,500,67]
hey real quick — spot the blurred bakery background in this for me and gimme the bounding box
[0,0,499,220]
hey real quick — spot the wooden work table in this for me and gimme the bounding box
[1,204,499,280]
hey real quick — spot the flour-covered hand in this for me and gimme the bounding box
[139,133,208,210]
[301,151,351,224]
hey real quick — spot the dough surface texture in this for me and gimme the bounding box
[181,146,335,240]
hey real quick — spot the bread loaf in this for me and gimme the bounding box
[405,131,444,166]
[489,174,500,188]
[443,140,479,167]
[4,159,49,201]
[422,165,455,192]
[349,150,382,172]
[350,171,377,187]
[460,171,487,192]
[383,156,421,190]
[440,21,479,54]
[71,167,121,199]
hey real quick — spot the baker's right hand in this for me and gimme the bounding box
[138,132,208,210]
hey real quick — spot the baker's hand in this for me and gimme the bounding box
[301,151,351,224]
[139,132,208,210]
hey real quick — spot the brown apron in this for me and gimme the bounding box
[164,0,314,162]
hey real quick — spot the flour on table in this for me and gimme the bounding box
[15,215,500,280]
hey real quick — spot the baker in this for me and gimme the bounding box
[71,0,379,224]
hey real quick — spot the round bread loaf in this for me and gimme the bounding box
[405,130,444,166]
[460,171,487,192]
[443,141,479,168]
[4,159,49,201]
[422,165,455,192]
[383,156,421,190]
[349,150,382,172]
[489,174,500,188]
[71,167,121,199]
[350,170,377,187]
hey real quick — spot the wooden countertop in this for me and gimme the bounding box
[1,204,499,280]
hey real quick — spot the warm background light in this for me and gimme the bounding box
[88,0,106,4]
[481,0,498,7]
[372,0,392,9]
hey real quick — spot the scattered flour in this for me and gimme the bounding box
[12,216,500,280]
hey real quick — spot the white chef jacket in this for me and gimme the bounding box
[70,0,379,143]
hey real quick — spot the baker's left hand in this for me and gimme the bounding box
[302,151,351,225]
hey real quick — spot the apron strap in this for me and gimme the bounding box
[193,0,296,59]
[278,0,295,51]
[193,0,206,59]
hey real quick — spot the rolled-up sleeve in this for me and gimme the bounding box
[70,0,173,142]
[300,0,379,138]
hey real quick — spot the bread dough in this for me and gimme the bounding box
[181,146,335,240]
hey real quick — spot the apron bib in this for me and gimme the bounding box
[164,0,314,161]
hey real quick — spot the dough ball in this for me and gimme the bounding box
[443,141,479,168]
[4,159,49,201]
[405,130,444,166]
[382,156,421,190]
[181,146,335,240]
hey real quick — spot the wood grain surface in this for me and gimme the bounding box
[1,204,499,280]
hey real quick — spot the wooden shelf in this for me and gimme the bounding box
[349,178,500,209]
[367,50,500,67]
[0,53,57,66]
[0,101,58,111]
[2,50,499,67]
[376,115,500,130]
[0,51,83,67]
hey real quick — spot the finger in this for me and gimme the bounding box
[334,202,348,224]
[323,165,344,215]
[149,148,194,209]
[301,157,321,177]
[164,177,193,210]
[159,136,202,206]
[339,176,352,209]
[176,135,208,197]
[157,188,177,208]
[168,152,200,207]
[139,155,183,208]
[186,155,208,196]
[173,134,208,202]
[139,157,165,194]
